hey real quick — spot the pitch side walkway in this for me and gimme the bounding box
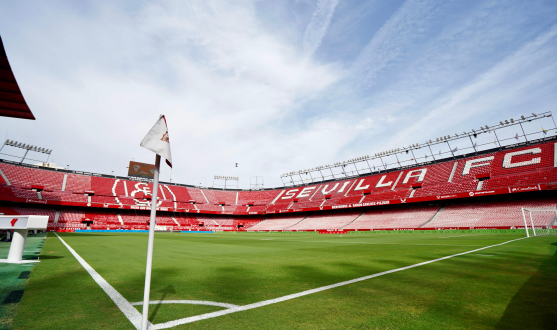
[0,232,46,329]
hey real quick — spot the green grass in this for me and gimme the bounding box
[0,233,45,330]
[7,231,557,329]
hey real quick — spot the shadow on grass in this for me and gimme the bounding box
[496,242,557,330]
[149,285,176,322]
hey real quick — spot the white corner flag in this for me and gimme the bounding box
[140,115,172,330]
[140,115,173,168]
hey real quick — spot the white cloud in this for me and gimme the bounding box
[1,0,556,189]
[303,0,340,57]
[0,0,343,187]
[384,23,557,148]
[351,0,444,87]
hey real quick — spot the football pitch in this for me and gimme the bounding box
[3,231,557,329]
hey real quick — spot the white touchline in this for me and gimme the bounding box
[131,300,240,309]
[55,233,149,330]
[153,237,527,329]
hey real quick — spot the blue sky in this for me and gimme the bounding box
[1,0,556,188]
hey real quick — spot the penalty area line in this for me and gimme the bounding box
[55,233,148,330]
[154,236,527,329]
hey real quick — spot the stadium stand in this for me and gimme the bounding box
[1,138,557,231]
[344,205,440,230]
[248,214,308,231]
[288,210,362,230]
[422,195,557,229]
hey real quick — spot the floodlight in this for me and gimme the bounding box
[521,115,525,120]
[510,118,514,123]
[532,113,537,117]
[505,120,509,124]
[500,121,504,125]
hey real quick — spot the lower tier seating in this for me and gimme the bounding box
[1,192,556,231]
[345,205,440,230]
[248,214,308,231]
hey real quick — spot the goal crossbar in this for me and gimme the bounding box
[521,208,557,237]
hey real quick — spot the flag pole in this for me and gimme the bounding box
[141,154,161,330]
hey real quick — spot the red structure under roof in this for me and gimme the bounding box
[0,35,35,120]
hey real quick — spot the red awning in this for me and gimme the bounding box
[0,36,35,120]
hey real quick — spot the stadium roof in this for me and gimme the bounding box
[0,35,35,120]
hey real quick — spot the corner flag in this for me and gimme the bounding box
[140,115,173,168]
[140,115,172,330]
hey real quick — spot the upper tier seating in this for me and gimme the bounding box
[203,190,237,205]
[64,173,91,192]
[0,140,556,216]
[238,190,281,205]
[0,163,64,190]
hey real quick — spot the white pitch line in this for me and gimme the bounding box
[131,300,239,309]
[153,237,527,329]
[278,239,483,247]
[55,233,148,330]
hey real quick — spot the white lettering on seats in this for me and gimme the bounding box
[112,179,123,207]
[353,179,370,191]
[502,148,541,169]
[403,169,427,184]
[555,143,557,167]
[462,156,494,175]
[281,189,299,199]
[321,183,339,194]
[131,183,151,198]
[297,187,316,198]
[337,181,351,193]
[130,183,162,207]
[271,190,285,204]
[375,175,392,188]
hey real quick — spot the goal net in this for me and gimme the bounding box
[521,208,557,237]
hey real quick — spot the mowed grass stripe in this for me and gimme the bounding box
[12,232,557,329]
[57,232,507,306]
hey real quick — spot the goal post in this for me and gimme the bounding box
[521,208,557,237]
